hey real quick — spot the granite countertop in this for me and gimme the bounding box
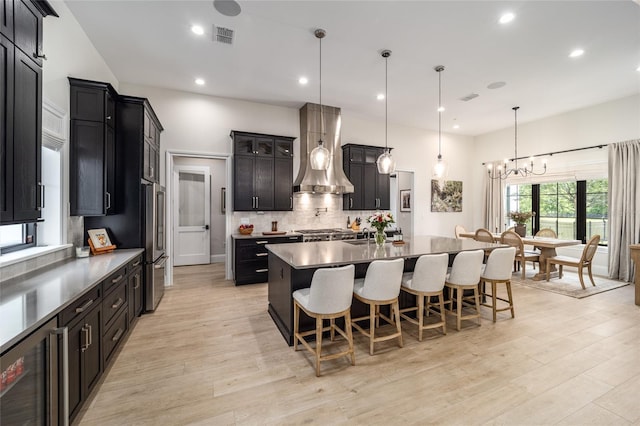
[266,236,502,269]
[0,248,143,353]
[231,231,302,239]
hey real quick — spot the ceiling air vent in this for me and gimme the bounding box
[459,93,479,102]
[213,25,234,45]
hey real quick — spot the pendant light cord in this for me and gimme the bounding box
[438,68,442,159]
[385,53,388,151]
[319,33,324,142]
[513,106,519,170]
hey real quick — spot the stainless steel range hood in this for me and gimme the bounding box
[293,103,354,194]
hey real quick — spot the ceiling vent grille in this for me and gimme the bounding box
[213,25,234,44]
[459,93,479,102]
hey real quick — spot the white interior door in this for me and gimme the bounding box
[173,165,211,266]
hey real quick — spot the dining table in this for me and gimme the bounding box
[459,231,583,281]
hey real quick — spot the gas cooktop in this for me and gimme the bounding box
[295,228,356,242]
[295,228,351,234]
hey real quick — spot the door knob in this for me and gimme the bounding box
[204,225,210,230]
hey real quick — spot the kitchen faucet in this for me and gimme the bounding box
[361,227,371,246]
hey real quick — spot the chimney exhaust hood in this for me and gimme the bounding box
[293,103,354,194]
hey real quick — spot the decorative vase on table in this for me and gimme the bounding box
[367,211,395,249]
[374,230,387,248]
[514,224,526,237]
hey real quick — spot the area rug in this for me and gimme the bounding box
[514,272,630,299]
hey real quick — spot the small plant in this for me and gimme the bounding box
[509,211,533,225]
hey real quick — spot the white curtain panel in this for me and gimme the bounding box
[482,162,504,233]
[608,140,640,282]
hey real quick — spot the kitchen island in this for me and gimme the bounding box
[267,236,501,344]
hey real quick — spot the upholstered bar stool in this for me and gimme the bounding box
[352,258,405,355]
[399,253,448,341]
[445,250,484,331]
[293,264,355,376]
[480,247,517,322]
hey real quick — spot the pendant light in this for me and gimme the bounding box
[376,49,395,174]
[432,65,448,179]
[309,28,330,171]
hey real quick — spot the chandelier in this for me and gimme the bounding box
[487,106,547,180]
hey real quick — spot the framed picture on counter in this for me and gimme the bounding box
[400,189,411,212]
[87,228,113,249]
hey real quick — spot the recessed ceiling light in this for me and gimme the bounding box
[569,49,584,58]
[195,78,205,85]
[453,124,460,129]
[636,65,640,72]
[437,106,445,112]
[213,0,241,17]
[191,25,205,35]
[487,81,506,90]
[499,12,515,24]
[298,77,308,85]
[377,93,385,100]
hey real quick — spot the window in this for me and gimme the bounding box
[0,146,62,255]
[505,178,607,245]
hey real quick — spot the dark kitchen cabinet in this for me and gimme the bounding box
[128,262,143,325]
[143,109,160,183]
[65,303,102,422]
[231,131,294,211]
[69,78,118,216]
[233,234,302,285]
[0,0,54,225]
[343,144,391,211]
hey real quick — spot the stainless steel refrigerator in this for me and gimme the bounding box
[144,183,166,311]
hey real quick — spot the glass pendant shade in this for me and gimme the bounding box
[432,156,448,179]
[310,141,330,170]
[376,149,395,174]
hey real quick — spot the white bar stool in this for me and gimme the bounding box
[399,253,449,341]
[352,258,405,355]
[480,247,517,322]
[445,250,484,331]
[293,264,356,377]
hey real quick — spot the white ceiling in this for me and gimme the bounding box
[65,0,640,136]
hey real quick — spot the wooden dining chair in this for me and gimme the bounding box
[535,228,557,239]
[454,225,468,239]
[546,235,600,289]
[500,230,540,279]
[474,228,494,243]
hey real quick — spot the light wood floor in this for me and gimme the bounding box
[77,263,640,425]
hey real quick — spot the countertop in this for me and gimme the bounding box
[0,248,143,353]
[231,231,302,239]
[266,236,502,269]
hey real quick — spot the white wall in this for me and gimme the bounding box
[42,0,119,246]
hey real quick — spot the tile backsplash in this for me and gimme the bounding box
[231,193,392,232]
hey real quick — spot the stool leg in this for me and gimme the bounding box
[492,281,497,322]
[417,294,425,341]
[330,318,335,341]
[474,286,481,326]
[375,305,381,328]
[393,299,403,348]
[315,316,323,377]
[438,293,447,335]
[345,310,355,366]
[293,301,299,351]
[506,280,515,318]
[369,303,376,355]
[456,287,462,331]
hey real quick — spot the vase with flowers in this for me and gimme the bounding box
[367,211,395,247]
[509,211,533,237]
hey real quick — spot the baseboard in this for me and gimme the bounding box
[210,254,225,263]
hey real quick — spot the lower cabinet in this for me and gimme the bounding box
[128,265,143,324]
[66,304,102,422]
[233,235,302,285]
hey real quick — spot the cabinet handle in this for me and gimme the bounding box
[290,197,293,209]
[106,115,112,120]
[255,197,259,209]
[106,192,111,210]
[288,237,299,240]
[88,324,92,346]
[32,52,47,60]
[350,198,353,208]
[150,166,154,178]
[133,275,140,289]
[37,182,44,211]
[111,328,124,342]
[256,253,268,257]
[132,260,141,267]
[111,297,124,310]
[255,268,268,273]
[75,299,94,313]
[256,240,269,244]
[81,325,90,352]
[111,274,124,284]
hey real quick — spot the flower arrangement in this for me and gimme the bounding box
[367,211,395,232]
[509,211,533,225]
